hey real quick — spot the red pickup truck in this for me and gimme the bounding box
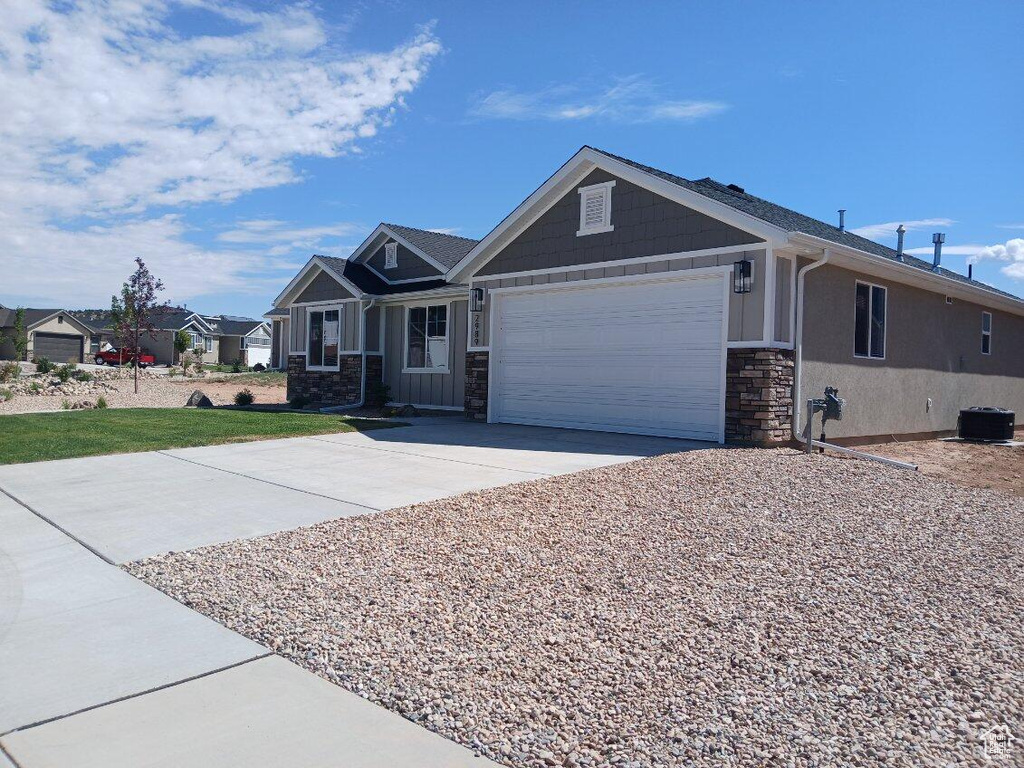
[94,348,157,368]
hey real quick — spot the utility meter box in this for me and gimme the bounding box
[823,387,845,422]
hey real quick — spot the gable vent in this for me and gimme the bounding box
[384,241,398,269]
[576,180,615,237]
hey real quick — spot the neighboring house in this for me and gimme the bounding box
[212,316,272,368]
[72,309,269,367]
[269,147,1024,444]
[264,307,290,369]
[73,309,220,366]
[0,306,94,363]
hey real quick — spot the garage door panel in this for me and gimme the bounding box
[492,274,725,442]
[33,333,84,364]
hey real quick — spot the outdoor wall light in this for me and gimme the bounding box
[470,287,485,312]
[733,259,753,294]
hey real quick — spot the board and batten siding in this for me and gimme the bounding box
[774,255,794,344]
[471,249,766,347]
[364,241,443,281]
[289,302,361,353]
[294,269,355,304]
[383,300,468,408]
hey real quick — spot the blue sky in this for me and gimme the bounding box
[1,1,1022,318]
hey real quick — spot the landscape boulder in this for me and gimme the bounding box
[185,390,214,408]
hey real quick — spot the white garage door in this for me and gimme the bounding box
[490,273,726,441]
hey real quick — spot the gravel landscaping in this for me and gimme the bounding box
[129,449,1023,767]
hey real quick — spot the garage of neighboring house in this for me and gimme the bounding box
[33,332,84,364]
[488,271,728,441]
[20,310,92,364]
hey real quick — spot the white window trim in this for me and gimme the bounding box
[853,280,887,360]
[982,311,993,355]
[305,305,344,371]
[384,241,398,269]
[403,301,451,374]
[576,180,615,237]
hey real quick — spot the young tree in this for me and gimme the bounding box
[1,308,29,361]
[173,329,191,372]
[109,258,168,394]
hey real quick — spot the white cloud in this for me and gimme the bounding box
[996,223,1024,229]
[905,244,989,257]
[849,218,955,240]
[0,1,441,307]
[425,227,463,235]
[470,76,727,124]
[967,239,1024,280]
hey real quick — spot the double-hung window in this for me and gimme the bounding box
[188,330,202,349]
[406,304,448,371]
[854,282,886,359]
[307,308,340,369]
[981,312,992,355]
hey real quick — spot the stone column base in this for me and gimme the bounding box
[725,348,794,445]
[287,354,362,406]
[465,351,489,421]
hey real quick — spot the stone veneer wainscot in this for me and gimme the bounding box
[725,348,794,445]
[287,354,362,406]
[464,351,489,420]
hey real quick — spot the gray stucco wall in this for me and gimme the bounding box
[365,241,442,281]
[801,264,1024,437]
[471,248,766,346]
[383,300,468,408]
[295,269,355,303]
[219,336,242,364]
[476,168,763,277]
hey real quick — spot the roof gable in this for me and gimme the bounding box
[352,223,478,284]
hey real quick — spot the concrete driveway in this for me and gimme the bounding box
[0,420,696,766]
[0,419,695,564]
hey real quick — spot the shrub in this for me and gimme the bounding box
[75,371,93,382]
[55,363,76,383]
[96,396,108,409]
[35,357,54,374]
[231,358,248,374]
[234,388,255,406]
[289,394,310,410]
[167,367,180,377]
[366,380,391,408]
[61,399,71,410]
[0,388,13,402]
[0,362,20,383]
[29,381,41,393]
[252,362,266,372]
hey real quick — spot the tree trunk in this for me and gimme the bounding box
[134,319,140,394]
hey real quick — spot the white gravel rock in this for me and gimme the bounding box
[127,449,1024,767]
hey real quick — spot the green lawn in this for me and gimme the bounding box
[0,408,398,464]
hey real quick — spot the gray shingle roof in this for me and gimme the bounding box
[317,255,449,296]
[213,317,266,336]
[591,147,1021,302]
[382,223,478,270]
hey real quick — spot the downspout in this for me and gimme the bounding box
[320,298,377,413]
[791,248,831,442]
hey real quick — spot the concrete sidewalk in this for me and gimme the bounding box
[0,490,496,767]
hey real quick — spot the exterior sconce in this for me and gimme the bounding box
[470,287,485,312]
[733,259,752,294]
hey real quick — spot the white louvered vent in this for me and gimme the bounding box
[384,241,398,269]
[576,180,615,236]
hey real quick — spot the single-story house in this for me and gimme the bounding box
[0,306,95,363]
[269,147,1024,444]
[72,309,269,367]
[210,316,272,368]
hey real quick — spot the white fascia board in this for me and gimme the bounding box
[788,233,1024,317]
[351,223,449,276]
[178,313,216,333]
[374,286,469,304]
[273,256,319,306]
[274,257,365,306]
[448,146,786,283]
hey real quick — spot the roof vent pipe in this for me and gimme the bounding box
[931,232,945,271]
[895,224,906,261]
[838,209,846,233]
[968,263,973,280]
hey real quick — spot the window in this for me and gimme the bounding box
[854,282,886,359]
[406,304,448,371]
[188,330,202,349]
[245,334,271,348]
[307,308,340,368]
[204,336,212,353]
[982,312,992,355]
[576,181,615,236]
[384,241,398,269]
